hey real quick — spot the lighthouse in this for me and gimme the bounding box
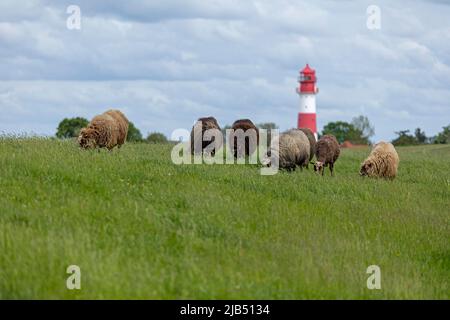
[296,64,318,139]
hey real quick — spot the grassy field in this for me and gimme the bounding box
[0,137,449,299]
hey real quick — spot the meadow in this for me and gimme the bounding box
[0,137,448,299]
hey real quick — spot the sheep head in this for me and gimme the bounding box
[314,161,324,174]
[78,128,97,149]
[360,160,375,177]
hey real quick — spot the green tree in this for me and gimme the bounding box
[127,122,143,142]
[434,125,450,144]
[392,130,419,146]
[322,121,368,144]
[146,132,168,144]
[56,117,89,139]
[351,115,375,143]
[414,128,428,144]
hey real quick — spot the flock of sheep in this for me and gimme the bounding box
[77,110,400,179]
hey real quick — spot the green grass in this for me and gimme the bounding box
[0,138,449,299]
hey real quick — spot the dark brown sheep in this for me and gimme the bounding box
[314,134,340,176]
[190,116,223,156]
[299,127,316,163]
[228,119,259,158]
[78,109,129,150]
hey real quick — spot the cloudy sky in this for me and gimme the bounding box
[0,0,449,140]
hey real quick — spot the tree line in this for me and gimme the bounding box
[317,115,449,146]
[56,116,450,146]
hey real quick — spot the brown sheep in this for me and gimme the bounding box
[299,127,316,163]
[78,109,129,150]
[314,134,340,176]
[360,141,399,179]
[228,119,259,158]
[190,116,223,156]
[105,109,129,145]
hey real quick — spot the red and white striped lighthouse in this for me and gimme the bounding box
[296,64,318,139]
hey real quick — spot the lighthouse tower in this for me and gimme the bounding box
[296,64,318,139]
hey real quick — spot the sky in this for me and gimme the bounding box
[0,0,449,141]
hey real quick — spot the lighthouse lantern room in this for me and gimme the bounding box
[296,64,318,139]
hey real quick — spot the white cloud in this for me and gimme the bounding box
[0,0,449,141]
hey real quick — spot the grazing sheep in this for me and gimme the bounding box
[299,127,316,163]
[284,129,311,169]
[314,134,340,176]
[78,109,129,150]
[105,109,129,145]
[263,131,310,171]
[360,141,399,179]
[228,119,259,158]
[190,116,223,156]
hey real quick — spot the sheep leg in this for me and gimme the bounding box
[330,163,334,176]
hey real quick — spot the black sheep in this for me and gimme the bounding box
[228,119,259,158]
[190,116,223,156]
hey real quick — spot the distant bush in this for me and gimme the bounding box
[56,117,89,139]
[146,132,168,144]
[392,128,432,146]
[434,125,450,144]
[127,122,143,142]
[392,130,420,146]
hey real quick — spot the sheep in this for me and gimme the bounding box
[314,134,340,176]
[284,129,311,169]
[105,109,129,146]
[360,141,399,179]
[263,130,310,171]
[78,109,129,150]
[298,127,316,163]
[190,116,223,156]
[228,119,259,158]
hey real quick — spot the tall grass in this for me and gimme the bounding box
[0,138,448,299]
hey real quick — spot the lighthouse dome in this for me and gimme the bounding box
[301,64,315,74]
[299,64,316,83]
